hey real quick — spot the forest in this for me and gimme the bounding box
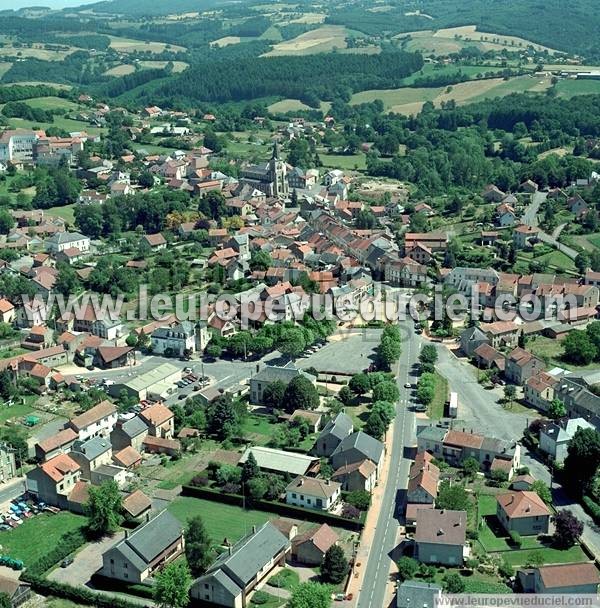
[138,51,424,106]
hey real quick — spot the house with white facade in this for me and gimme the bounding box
[285,476,341,512]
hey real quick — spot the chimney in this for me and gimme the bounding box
[437,528,444,536]
[298,478,304,486]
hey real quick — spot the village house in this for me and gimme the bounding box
[143,233,167,251]
[384,256,428,287]
[332,459,377,493]
[25,453,82,508]
[67,401,118,442]
[285,476,341,512]
[505,347,545,385]
[122,489,152,520]
[0,299,15,324]
[69,436,113,480]
[99,510,184,584]
[45,232,90,254]
[539,417,595,463]
[190,522,290,608]
[482,184,506,203]
[331,431,384,478]
[496,491,551,535]
[407,451,439,505]
[291,523,339,566]
[397,581,441,608]
[518,563,600,594]
[473,343,506,372]
[482,321,520,350]
[34,428,78,462]
[513,224,539,249]
[524,372,558,411]
[139,403,175,439]
[313,412,354,457]
[415,508,467,566]
[110,416,149,452]
[250,364,316,405]
[460,326,490,358]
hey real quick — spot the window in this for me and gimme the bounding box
[110,559,114,564]
[204,584,209,590]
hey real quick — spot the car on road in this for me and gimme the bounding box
[404,382,412,389]
[178,394,186,400]
[61,557,74,568]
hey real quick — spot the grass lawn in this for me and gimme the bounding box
[250,592,285,608]
[25,96,80,111]
[168,497,271,544]
[47,204,76,224]
[0,512,84,565]
[268,567,300,590]
[427,372,448,420]
[0,400,34,424]
[501,544,587,566]
[555,79,600,98]
[536,249,576,273]
[240,414,280,445]
[527,335,598,371]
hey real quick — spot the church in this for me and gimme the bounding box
[239,141,289,198]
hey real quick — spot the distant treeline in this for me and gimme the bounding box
[0,84,68,103]
[326,0,600,60]
[136,51,424,106]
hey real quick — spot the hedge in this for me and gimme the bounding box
[22,576,143,608]
[182,485,364,531]
[91,574,154,599]
[582,495,600,524]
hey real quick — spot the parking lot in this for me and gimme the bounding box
[297,328,382,375]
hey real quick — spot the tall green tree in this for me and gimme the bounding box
[321,545,349,584]
[288,582,331,608]
[283,375,319,412]
[85,481,123,537]
[185,515,213,576]
[153,562,192,608]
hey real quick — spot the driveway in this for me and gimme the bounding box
[49,531,125,587]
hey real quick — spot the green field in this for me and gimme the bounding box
[501,545,587,566]
[555,79,600,98]
[6,115,105,136]
[268,99,312,113]
[0,512,84,565]
[168,497,271,545]
[25,96,80,111]
[0,400,34,423]
[320,152,367,170]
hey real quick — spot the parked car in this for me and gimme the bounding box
[61,557,74,568]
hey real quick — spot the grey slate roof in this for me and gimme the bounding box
[72,436,111,461]
[332,431,384,464]
[110,510,182,571]
[152,321,195,340]
[46,231,87,245]
[462,325,487,343]
[252,364,315,384]
[417,425,448,442]
[318,412,353,442]
[205,522,289,586]
[120,416,148,438]
[397,581,441,608]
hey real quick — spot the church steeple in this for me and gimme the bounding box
[272,140,280,160]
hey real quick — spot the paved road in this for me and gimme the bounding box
[522,191,578,260]
[357,320,418,608]
[522,191,543,226]
[436,343,600,558]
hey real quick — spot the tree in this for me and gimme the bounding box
[531,480,552,505]
[321,545,349,584]
[0,370,15,401]
[85,481,123,537]
[503,384,516,404]
[207,395,240,440]
[288,582,331,608]
[364,411,386,440]
[397,556,419,582]
[436,480,469,511]
[338,385,353,405]
[262,380,285,410]
[563,330,597,365]
[371,400,395,427]
[283,376,319,412]
[462,457,480,478]
[185,515,213,576]
[553,510,583,548]
[346,490,371,511]
[547,398,566,420]
[153,562,192,608]
[0,210,14,235]
[349,373,370,395]
[575,252,591,274]
[372,381,399,402]
[419,344,438,366]
[376,335,401,370]
[199,190,227,220]
[241,451,259,485]
[564,427,600,494]
[443,572,466,593]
